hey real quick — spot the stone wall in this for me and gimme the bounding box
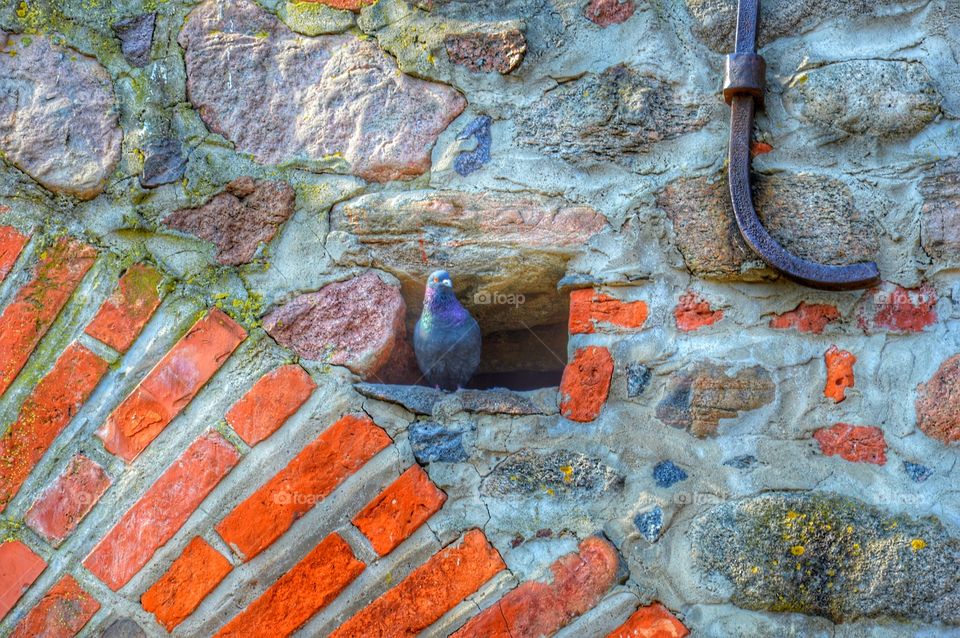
[0,0,958,636]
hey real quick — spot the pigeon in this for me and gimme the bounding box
[414,270,482,391]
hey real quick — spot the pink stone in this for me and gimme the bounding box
[263,272,406,378]
[178,0,465,182]
[584,0,636,26]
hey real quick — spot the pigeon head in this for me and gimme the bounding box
[426,270,453,290]
[423,270,461,313]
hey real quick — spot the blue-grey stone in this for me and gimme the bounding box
[653,460,688,488]
[454,115,492,176]
[723,454,757,470]
[409,421,471,464]
[354,382,548,416]
[113,13,155,67]
[904,461,933,483]
[140,138,187,188]
[627,363,651,397]
[634,506,664,542]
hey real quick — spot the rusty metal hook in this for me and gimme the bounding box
[724,0,881,291]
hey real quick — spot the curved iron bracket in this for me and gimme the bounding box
[724,0,881,291]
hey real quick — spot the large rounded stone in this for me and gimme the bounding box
[178,0,466,182]
[787,60,940,138]
[688,492,960,625]
[0,34,121,199]
[512,65,708,169]
[657,172,879,282]
[920,158,960,265]
[684,0,921,53]
[263,272,406,377]
[329,190,608,333]
[916,353,960,445]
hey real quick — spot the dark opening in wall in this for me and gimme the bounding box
[466,321,568,391]
[375,289,570,392]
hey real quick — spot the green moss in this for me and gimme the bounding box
[0,517,25,543]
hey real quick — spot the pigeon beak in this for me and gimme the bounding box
[441,279,452,287]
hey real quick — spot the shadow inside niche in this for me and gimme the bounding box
[373,319,569,393]
[467,369,564,391]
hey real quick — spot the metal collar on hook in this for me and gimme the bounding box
[723,0,881,291]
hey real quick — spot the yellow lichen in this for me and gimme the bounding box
[911,538,926,551]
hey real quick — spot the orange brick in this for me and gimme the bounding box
[225,364,316,446]
[0,225,28,283]
[559,346,614,423]
[10,575,99,638]
[824,345,856,403]
[216,414,390,560]
[607,602,689,638]
[814,423,887,465]
[142,537,233,631]
[84,432,240,591]
[25,455,112,547]
[674,291,724,332]
[0,237,97,398]
[454,536,620,638]
[769,302,840,334]
[569,289,648,334]
[353,465,447,556]
[330,529,504,638]
[96,308,246,462]
[215,533,364,638]
[0,342,109,512]
[858,282,937,333]
[85,263,163,353]
[0,541,46,621]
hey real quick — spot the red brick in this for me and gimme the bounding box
[85,263,163,353]
[0,541,45,621]
[0,226,28,283]
[225,364,316,446]
[751,141,774,157]
[330,529,504,638]
[84,432,240,591]
[96,308,246,463]
[142,537,233,631]
[569,289,648,334]
[10,575,99,638]
[857,282,937,333]
[25,455,111,547]
[216,414,390,561]
[353,465,447,556]
[0,342,109,512]
[824,346,855,403]
[674,291,723,332]
[559,346,614,422]
[814,423,887,465]
[607,602,689,638]
[215,533,364,638]
[0,237,97,398]
[769,302,840,334]
[453,536,620,638]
